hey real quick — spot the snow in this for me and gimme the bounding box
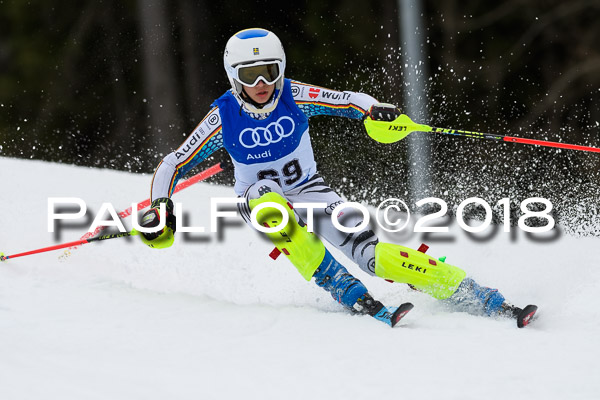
[1,156,599,400]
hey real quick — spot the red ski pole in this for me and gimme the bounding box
[64,160,229,254]
[0,161,230,262]
[364,114,600,153]
[1,231,137,262]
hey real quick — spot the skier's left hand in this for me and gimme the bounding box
[137,197,176,249]
[365,103,402,121]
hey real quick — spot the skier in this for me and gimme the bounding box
[138,28,537,328]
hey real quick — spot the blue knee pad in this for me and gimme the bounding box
[313,249,368,308]
[448,277,505,315]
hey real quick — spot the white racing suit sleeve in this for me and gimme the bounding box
[150,107,224,200]
[290,80,378,119]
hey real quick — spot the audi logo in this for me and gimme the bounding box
[239,116,295,148]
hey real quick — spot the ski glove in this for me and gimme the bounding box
[138,197,176,249]
[365,103,402,121]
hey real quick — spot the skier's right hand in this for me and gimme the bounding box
[138,197,176,249]
[365,103,402,121]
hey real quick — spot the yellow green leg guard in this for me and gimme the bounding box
[374,243,466,299]
[249,192,326,281]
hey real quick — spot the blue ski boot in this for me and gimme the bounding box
[446,277,538,327]
[447,277,506,316]
[313,249,367,308]
[313,249,413,327]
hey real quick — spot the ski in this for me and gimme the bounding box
[353,293,413,327]
[372,302,414,328]
[502,303,538,328]
[516,305,538,328]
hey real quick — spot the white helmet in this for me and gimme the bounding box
[224,28,286,114]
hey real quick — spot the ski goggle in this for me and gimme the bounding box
[233,61,282,87]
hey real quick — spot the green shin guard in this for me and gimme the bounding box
[374,243,466,299]
[249,192,326,281]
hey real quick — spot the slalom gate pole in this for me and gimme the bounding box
[63,160,229,255]
[1,231,137,262]
[363,114,600,153]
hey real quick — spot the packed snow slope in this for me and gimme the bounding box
[1,156,599,400]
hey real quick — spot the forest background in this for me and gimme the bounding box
[1,0,599,234]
